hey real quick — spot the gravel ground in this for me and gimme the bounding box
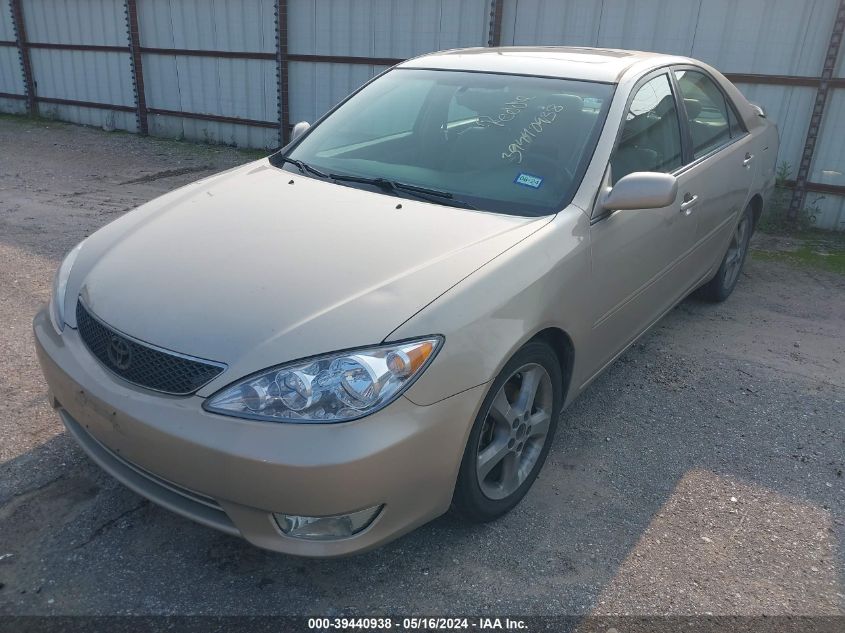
[0,117,843,616]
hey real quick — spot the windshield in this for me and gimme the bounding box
[274,68,614,216]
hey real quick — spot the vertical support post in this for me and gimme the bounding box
[9,0,35,114]
[276,0,290,146]
[487,0,504,47]
[788,0,845,221]
[125,0,148,135]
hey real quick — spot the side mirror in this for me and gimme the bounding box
[600,172,678,211]
[290,121,311,142]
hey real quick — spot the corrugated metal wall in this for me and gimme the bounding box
[503,0,835,168]
[138,0,278,148]
[286,0,491,122]
[24,0,137,131]
[1,0,844,229]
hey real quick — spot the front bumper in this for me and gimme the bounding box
[33,308,485,556]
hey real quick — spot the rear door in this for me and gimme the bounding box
[671,67,756,273]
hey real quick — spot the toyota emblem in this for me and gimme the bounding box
[106,334,133,371]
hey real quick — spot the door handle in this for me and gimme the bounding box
[680,193,699,215]
[743,152,754,167]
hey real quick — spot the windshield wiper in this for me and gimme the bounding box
[327,173,477,210]
[276,156,330,179]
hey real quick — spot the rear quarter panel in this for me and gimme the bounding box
[753,119,780,209]
[707,64,780,209]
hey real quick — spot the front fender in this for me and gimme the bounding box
[389,208,593,407]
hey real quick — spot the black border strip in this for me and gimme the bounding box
[276,0,290,145]
[35,96,135,112]
[28,42,127,53]
[125,0,149,134]
[147,107,279,129]
[9,0,35,114]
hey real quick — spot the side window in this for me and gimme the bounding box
[611,74,683,183]
[674,70,732,159]
[727,103,745,138]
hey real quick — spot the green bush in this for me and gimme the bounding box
[759,161,824,233]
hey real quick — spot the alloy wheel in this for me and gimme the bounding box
[475,363,554,500]
[723,215,750,289]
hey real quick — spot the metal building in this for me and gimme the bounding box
[1,0,844,229]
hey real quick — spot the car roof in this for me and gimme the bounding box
[398,46,692,84]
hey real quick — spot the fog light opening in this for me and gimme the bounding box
[273,505,383,541]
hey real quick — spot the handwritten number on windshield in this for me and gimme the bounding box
[501,103,566,164]
[476,96,534,127]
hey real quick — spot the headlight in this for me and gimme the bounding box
[49,240,85,333]
[204,336,443,423]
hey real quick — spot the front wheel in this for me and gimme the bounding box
[696,204,753,302]
[452,341,563,523]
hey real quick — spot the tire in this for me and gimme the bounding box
[452,341,563,523]
[695,203,754,302]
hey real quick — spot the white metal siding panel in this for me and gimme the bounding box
[691,0,839,76]
[138,0,278,148]
[503,0,602,47]
[371,0,440,58]
[138,0,275,51]
[286,0,489,129]
[136,0,175,48]
[143,54,278,148]
[290,0,379,56]
[597,0,700,55]
[811,194,845,230]
[809,89,845,189]
[289,0,489,57]
[147,112,278,148]
[0,47,24,95]
[288,60,384,123]
[22,0,128,47]
[439,0,491,50]
[504,0,839,77]
[139,52,178,109]
[30,48,135,104]
[0,0,25,110]
[209,0,276,53]
[143,55,277,119]
[0,0,16,40]
[0,96,26,113]
[37,103,136,131]
[20,0,135,129]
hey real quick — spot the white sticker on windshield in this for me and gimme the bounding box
[514,173,543,189]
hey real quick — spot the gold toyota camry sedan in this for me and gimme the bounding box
[34,47,778,556]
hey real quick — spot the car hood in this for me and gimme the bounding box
[67,160,551,393]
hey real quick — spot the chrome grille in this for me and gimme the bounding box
[75,300,225,395]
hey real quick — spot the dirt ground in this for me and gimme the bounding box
[0,117,843,616]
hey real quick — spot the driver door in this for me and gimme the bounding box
[586,71,699,378]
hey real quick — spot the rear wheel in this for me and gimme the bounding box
[452,341,563,522]
[696,204,753,302]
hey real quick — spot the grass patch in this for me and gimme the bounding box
[752,241,845,275]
